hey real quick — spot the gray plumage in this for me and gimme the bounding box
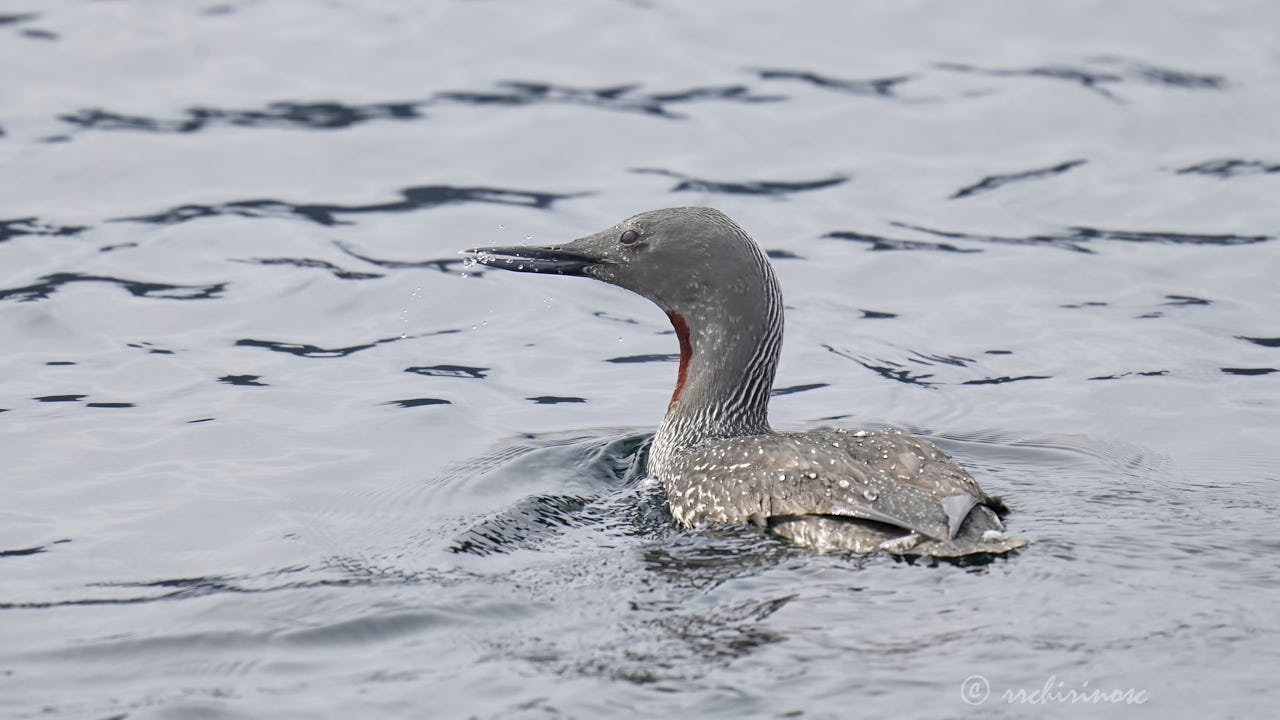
[462,207,1027,557]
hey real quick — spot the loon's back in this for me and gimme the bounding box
[659,427,1026,557]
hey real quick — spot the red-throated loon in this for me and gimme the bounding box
[461,207,1026,557]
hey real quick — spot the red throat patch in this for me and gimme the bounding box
[666,310,692,412]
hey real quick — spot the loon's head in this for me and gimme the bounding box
[460,206,775,319]
[462,206,784,426]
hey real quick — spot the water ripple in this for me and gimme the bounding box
[235,336,406,359]
[1176,159,1280,178]
[825,231,979,253]
[528,395,586,405]
[60,101,422,134]
[1238,336,1280,348]
[824,345,938,387]
[405,364,488,379]
[230,257,384,280]
[57,81,784,137]
[950,159,1087,199]
[217,374,267,387]
[0,217,86,243]
[437,80,782,118]
[606,353,679,364]
[386,398,452,408]
[114,185,584,226]
[770,382,829,397]
[756,68,913,97]
[0,273,226,302]
[631,168,848,195]
[828,223,1273,254]
[937,57,1225,101]
[0,13,37,26]
[333,240,470,275]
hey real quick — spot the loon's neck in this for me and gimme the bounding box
[649,288,783,475]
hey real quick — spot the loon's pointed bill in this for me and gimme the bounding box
[461,245,599,276]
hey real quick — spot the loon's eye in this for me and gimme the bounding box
[619,229,639,245]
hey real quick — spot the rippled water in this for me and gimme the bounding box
[3,1,1278,718]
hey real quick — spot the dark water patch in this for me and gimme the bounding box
[937,59,1224,101]
[0,13,36,26]
[607,353,678,364]
[61,82,782,138]
[86,402,135,408]
[765,249,801,260]
[186,417,215,423]
[528,396,586,404]
[335,240,470,274]
[861,309,897,319]
[985,349,1013,355]
[1096,57,1226,90]
[437,81,781,119]
[237,335,405,358]
[630,168,848,195]
[824,345,937,387]
[592,311,641,325]
[892,222,1270,253]
[950,159,1086,199]
[386,398,452,408]
[1089,371,1169,380]
[33,394,87,403]
[825,345,1053,387]
[1238,336,1280,348]
[405,364,488,379]
[908,351,975,367]
[127,341,175,354]
[770,382,828,397]
[0,217,87,243]
[231,257,384,280]
[961,375,1051,385]
[99,241,138,252]
[648,84,785,109]
[1177,159,1280,178]
[756,68,913,97]
[61,100,421,134]
[890,223,1081,253]
[0,572,414,610]
[1061,301,1108,309]
[20,27,56,40]
[824,230,980,253]
[1,545,47,558]
[115,186,582,227]
[45,360,76,366]
[937,61,1124,100]
[1222,367,1276,376]
[0,273,225,302]
[1163,294,1210,306]
[217,374,267,387]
